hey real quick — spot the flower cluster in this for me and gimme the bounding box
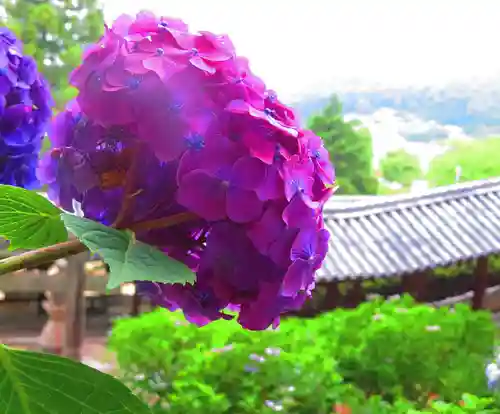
[486,355,500,390]
[0,28,52,188]
[38,11,335,330]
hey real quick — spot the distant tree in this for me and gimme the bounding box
[380,148,422,187]
[427,137,500,186]
[1,0,104,108]
[308,95,378,194]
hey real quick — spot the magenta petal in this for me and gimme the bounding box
[256,165,283,200]
[199,31,235,53]
[36,153,57,184]
[282,194,317,229]
[242,129,276,165]
[78,89,135,126]
[143,56,180,80]
[231,156,266,190]
[203,51,232,62]
[105,63,127,88]
[190,56,216,74]
[226,99,250,114]
[169,30,196,50]
[138,109,187,162]
[226,186,263,223]
[247,205,285,254]
[160,17,189,33]
[268,228,297,268]
[291,228,316,261]
[177,134,244,183]
[111,14,134,36]
[142,56,165,77]
[283,155,315,201]
[49,111,73,147]
[282,259,310,297]
[71,36,120,88]
[226,99,298,137]
[316,229,330,261]
[124,54,150,74]
[177,149,207,183]
[128,11,158,34]
[177,171,227,221]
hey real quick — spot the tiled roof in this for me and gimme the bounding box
[318,178,500,281]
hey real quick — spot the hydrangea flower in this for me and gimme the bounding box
[0,28,52,188]
[38,11,335,330]
[486,359,500,390]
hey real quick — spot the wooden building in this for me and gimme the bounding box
[309,177,500,313]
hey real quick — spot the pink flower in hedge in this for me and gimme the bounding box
[38,10,335,330]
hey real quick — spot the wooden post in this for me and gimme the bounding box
[131,283,141,316]
[345,279,366,308]
[63,253,88,361]
[402,271,429,302]
[38,290,66,354]
[472,256,489,310]
[323,281,341,310]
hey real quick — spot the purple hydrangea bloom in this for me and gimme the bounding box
[37,11,335,330]
[0,28,53,188]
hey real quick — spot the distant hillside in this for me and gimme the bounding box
[293,82,500,139]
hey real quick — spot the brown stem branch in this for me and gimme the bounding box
[0,240,86,276]
[0,211,199,276]
[112,147,142,229]
[129,211,198,233]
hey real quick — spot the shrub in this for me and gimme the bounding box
[109,310,349,413]
[109,295,498,412]
[312,295,496,402]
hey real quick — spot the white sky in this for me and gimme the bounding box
[103,0,500,101]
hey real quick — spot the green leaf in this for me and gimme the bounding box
[0,185,68,250]
[0,345,151,413]
[61,214,195,289]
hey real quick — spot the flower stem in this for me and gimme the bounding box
[0,239,86,276]
[112,148,142,229]
[130,211,198,233]
[0,211,199,276]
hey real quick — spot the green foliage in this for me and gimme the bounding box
[380,148,423,186]
[0,345,150,413]
[432,255,500,278]
[427,138,500,187]
[308,95,379,194]
[1,0,104,108]
[61,214,195,289]
[322,296,495,402]
[0,184,67,249]
[109,296,498,413]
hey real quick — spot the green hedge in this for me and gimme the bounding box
[109,295,500,413]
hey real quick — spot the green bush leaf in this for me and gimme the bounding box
[0,185,68,250]
[61,214,195,289]
[0,345,151,413]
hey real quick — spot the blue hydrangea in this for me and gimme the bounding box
[0,27,53,188]
[486,361,500,390]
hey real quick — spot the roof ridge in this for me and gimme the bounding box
[324,177,500,216]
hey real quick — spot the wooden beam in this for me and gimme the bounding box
[63,253,88,361]
[37,291,66,354]
[131,285,141,316]
[345,279,366,308]
[0,270,117,293]
[402,271,429,302]
[323,281,341,310]
[472,256,489,310]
